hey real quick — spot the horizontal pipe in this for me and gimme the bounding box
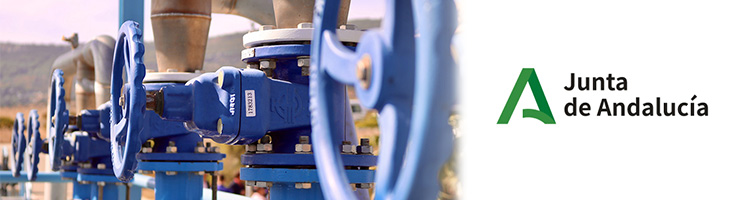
[0,171,70,183]
[132,173,156,189]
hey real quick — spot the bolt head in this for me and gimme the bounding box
[342,144,356,154]
[166,146,177,153]
[339,24,357,30]
[259,25,276,31]
[255,181,272,188]
[259,60,276,69]
[295,182,312,189]
[246,144,257,153]
[295,144,312,153]
[297,22,313,29]
[297,57,310,67]
[97,163,106,169]
[165,171,177,176]
[195,146,206,153]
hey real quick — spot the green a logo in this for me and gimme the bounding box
[497,68,556,124]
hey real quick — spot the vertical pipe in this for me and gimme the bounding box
[129,185,142,200]
[119,0,144,26]
[73,181,93,200]
[268,182,323,200]
[154,172,203,200]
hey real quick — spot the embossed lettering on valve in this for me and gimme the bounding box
[245,90,256,117]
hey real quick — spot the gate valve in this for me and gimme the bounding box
[149,66,310,145]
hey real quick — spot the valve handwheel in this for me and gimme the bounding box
[11,113,26,177]
[310,0,457,199]
[110,20,147,182]
[48,69,69,171]
[25,110,42,181]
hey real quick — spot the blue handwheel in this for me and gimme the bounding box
[26,110,42,181]
[311,0,457,199]
[48,69,69,171]
[11,112,26,177]
[110,20,147,182]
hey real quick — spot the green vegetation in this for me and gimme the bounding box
[0,116,13,129]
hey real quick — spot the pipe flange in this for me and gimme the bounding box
[243,28,363,48]
[144,72,203,83]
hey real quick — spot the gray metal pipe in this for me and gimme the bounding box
[151,0,211,72]
[50,35,115,113]
[212,0,276,25]
[272,0,350,28]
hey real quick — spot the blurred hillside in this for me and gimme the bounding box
[0,19,380,107]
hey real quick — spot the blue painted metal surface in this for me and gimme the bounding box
[11,112,25,177]
[157,67,310,145]
[240,168,374,183]
[241,153,376,166]
[154,171,203,200]
[48,69,69,171]
[137,161,223,172]
[310,0,457,199]
[136,153,225,162]
[25,110,42,181]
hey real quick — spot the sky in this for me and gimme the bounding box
[0,0,384,44]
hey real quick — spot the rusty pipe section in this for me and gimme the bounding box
[50,35,115,113]
[272,0,350,28]
[212,0,275,26]
[151,0,211,72]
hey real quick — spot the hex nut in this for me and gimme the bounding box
[259,25,276,31]
[297,22,313,29]
[339,24,357,30]
[295,182,312,189]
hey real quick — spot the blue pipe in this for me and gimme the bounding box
[0,171,69,183]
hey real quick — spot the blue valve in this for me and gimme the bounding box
[11,112,26,177]
[110,20,147,182]
[48,69,69,171]
[25,110,42,181]
[310,0,457,199]
[154,67,310,144]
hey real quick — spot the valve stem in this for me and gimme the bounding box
[145,90,164,116]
